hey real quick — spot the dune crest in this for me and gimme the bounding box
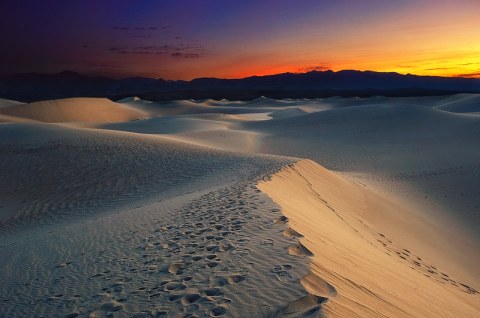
[258,160,479,317]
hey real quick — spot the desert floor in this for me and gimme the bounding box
[0,94,479,317]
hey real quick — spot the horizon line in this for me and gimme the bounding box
[3,69,480,82]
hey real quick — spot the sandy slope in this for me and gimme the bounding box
[0,122,284,232]
[0,94,479,317]
[100,116,230,135]
[117,98,275,117]
[434,93,480,113]
[258,160,479,317]
[0,98,146,123]
[116,96,323,117]
[0,114,37,122]
[0,122,322,317]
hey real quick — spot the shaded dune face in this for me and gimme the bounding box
[0,122,288,230]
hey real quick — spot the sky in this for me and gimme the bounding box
[1,0,479,80]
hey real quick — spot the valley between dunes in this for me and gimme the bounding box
[0,95,479,317]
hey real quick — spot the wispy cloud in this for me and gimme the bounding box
[425,67,453,71]
[107,43,204,58]
[454,71,480,78]
[459,62,480,66]
[297,65,330,73]
[111,25,168,31]
[171,52,201,58]
[107,25,203,58]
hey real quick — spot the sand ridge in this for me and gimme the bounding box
[258,160,480,317]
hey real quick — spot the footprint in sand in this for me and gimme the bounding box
[274,215,288,225]
[210,305,227,316]
[100,300,123,312]
[288,242,313,257]
[207,261,219,268]
[283,227,303,239]
[202,287,223,298]
[168,262,185,275]
[214,274,246,286]
[180,293,204,306]
[163,281,187,291]
[206,245,220,252]
[261,238,274,246]
[272,264,295,282]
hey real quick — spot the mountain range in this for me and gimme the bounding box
[1,70,479,102]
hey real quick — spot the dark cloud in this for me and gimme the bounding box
[183,53,201,58]
[454,71,480,78]
[107,43,204,57]
[112,26,164,32]
[109,46,128,52]
[108,46,129,54]
[425,67,452,71]
[134,46,155,50]
[106,23,203,59]
[171,53,201,58]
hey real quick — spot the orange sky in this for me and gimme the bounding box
[1,0,479,79]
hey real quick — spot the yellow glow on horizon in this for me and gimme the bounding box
[186,2,480,80]
[217,45,480,79]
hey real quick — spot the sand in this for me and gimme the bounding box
[0,94,479,317]
[258,160,479,317]
[0,98,147,123]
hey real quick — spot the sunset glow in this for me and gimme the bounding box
[1,0,479,79]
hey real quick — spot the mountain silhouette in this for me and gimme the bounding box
[1,70,479,102]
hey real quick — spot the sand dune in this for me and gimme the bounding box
[0,122,286,231]
[0,121,329,317]
[99,116,229,135]
[118,96,344,119]
[116,100,271,116]
[245,102,480,238]
[1,94,479,317]
[269,108,308,119]
[0,114,37,122]
[258,160,479,317]
[0,98,24,108]
[434,93,480,113]
[0,97,146,123]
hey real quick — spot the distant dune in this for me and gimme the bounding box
[434,94,480,113]
[0,98,24,108]
[0,97,146,123]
